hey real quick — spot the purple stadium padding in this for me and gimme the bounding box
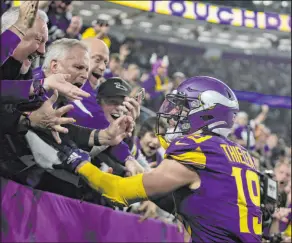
[233,90,291,109]
[1,178,184,242]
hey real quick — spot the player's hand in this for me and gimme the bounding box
[14,0,39,35]
[53,140,91,173]
[29,90,75,144]
[138,201,158,222]
[122,97,141,121]
[272,207,291,223]
[100,116,135,146]
[125,158,144,176]
[43,74,90,101]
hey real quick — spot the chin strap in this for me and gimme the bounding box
[157,135,170,150]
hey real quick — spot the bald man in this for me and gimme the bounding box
[82,38,109,93]
[67,38,109,127]
[67,37,144,176]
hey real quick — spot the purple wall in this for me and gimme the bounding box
[1,178,184,242]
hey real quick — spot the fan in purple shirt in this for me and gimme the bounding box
[1,6,89,103]
[65,38,144,175]
[45,0,72,44]
[142,53,172,111]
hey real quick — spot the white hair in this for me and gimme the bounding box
[42,38,89,72]
[1,7,48,34]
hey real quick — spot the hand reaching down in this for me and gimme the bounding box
[29,90,75,143]
[43,74,90,101]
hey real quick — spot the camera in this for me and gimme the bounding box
[262,233,285,243]
[259,170,279,228]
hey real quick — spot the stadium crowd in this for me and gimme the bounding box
[0,1,291,242]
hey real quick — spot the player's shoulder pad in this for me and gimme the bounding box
[165,134,214,169]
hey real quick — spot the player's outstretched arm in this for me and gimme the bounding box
[75,158,198,207]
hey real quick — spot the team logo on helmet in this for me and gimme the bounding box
[190,100,201,109]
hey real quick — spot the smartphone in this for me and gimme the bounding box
[135,88,145,102]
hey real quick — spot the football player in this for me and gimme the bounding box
[55,76,262,243]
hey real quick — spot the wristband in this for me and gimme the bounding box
[94,129,102,146]
[32,79,46,96]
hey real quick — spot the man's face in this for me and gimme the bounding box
[127,66,140,82]
[157,65,167,76]
[140,130,163,157]
[88,43,109,86]
[100,96,125,123]
[274,163,291,190]
[17,17,48,67]
[51,46,89,87]
[109,59,121,74]
[53,1,71,14]
[94,23,110,34]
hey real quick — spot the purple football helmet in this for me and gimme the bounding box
[156,76,239,141]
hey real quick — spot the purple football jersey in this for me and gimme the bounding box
[165,133,262,243]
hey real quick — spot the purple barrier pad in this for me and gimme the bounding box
[234,90,291,109]
[1,178,184,242]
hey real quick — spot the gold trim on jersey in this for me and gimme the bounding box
[169,147,206,169]
[157,135,170,150]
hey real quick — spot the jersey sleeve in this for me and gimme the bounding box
[165,134,212,169]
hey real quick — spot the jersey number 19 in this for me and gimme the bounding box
[232,167,262,235]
